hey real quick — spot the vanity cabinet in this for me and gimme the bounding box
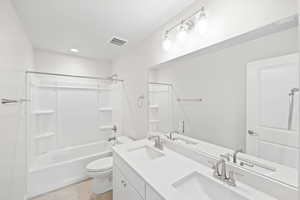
[114,166,143,200]
[113,154,164,200]
[146,185,164,200]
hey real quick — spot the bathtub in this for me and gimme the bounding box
[28,140,112,198]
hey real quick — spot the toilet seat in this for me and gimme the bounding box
[86,157,113,172]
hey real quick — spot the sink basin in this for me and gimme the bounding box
[172,172,249,200]
[127,146,164,161]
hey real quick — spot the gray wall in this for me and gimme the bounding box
[155,27,298,150]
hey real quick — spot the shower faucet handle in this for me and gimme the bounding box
[112,125,117,133]
[108,137,116,142]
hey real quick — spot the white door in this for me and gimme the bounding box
[246,54,299,168]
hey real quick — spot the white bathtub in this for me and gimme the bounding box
[28,141,112,198]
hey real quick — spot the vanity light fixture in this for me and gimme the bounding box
[162,31,172,51]
[176,21,190,42]
[195,7,208,34]
[70,48,79,53]
[162,6,208,51]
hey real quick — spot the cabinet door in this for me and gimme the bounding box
[114,166,144,200]
[113,166,121,200]
[146,185,164,200]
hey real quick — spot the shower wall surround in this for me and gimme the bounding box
[27,74,122,163]
[149,27,298,150]
[26,73,124,197]
[148,83,173,133]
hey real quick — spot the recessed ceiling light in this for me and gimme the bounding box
[70,48,79,53]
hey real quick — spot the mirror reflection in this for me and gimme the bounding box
[148,25,299,187]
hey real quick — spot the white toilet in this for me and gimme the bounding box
[86,136,133,195]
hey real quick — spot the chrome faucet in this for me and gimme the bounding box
[213,159,227,180]
[108,137,116,142]
[220,153,231,162]
[112,125,117,133]
[148,135,163,150]
[166,130,179,140]
[212,158,236,186]
[108,125,118,143]
[233,149,243,163]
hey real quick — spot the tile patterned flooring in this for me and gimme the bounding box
[31,179,112,200]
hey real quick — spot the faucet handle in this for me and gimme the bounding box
[112,125,117,133]
[211,162,220,178]
[108,136,116,142]
[227,170,236,186]
[208,160,215,168]
[148,135,159,140]
[220,153,231,161]
[227,169,244,186]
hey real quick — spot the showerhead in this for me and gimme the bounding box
[289,88,299,96]
[107,74,118,84]
[110,74,118,80]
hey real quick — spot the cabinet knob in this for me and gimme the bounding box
[121,180,127,187]
[248,130,258,136]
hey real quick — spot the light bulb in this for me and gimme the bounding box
[70,48,79,53]
[176,25,188,42]
[196,13,208,34]
[163,37,172,51]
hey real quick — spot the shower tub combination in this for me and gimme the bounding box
[28,141,112,198]
[26,72,124,198]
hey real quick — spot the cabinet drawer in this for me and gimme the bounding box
[146,185,164,200]
[114,153,146,198]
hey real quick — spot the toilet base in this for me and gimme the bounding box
[91,174,112,195]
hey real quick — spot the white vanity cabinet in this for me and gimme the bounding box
[146,185,164,200]
[114,166,143,200]
[113,154,164,200]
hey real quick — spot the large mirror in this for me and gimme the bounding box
[148,23,299,187]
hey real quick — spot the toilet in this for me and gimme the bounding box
[86,136,133,195]
[86,157,113,195]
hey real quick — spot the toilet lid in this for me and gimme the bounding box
[86,157,113,172]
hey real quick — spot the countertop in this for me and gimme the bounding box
[113,139,277,200]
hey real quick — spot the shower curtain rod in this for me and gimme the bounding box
[26,70,124,82]
[148,81,173,86]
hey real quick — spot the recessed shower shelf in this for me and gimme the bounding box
[149,120,160,123]
[149,105,159,109]
[98,88,112,91]
[98,107,113,112]
[32,110,55,115]
[35,132,55,139]
[149,89,169,93]
[99,125,114,131]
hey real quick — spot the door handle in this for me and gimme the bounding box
[248,130,258,136]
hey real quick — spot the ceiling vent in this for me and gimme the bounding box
[110,37,127,46]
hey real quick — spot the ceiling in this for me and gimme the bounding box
[12,0,195,61]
